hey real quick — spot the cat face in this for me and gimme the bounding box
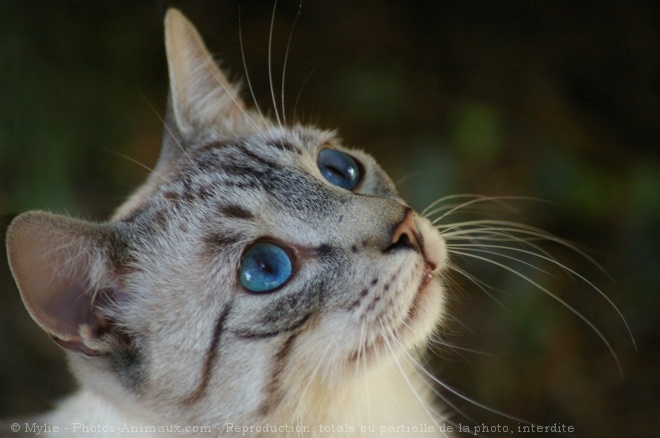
[6,9,447,426]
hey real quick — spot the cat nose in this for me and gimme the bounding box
[387,208,422,253]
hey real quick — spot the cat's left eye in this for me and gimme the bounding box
[240,242,293,293]
[318,148,361,190]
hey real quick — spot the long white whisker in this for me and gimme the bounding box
[449,243,636,349]
[394,321,495,425]
[405,348,534,431]
[446,228,561,270]
[268,0,282,127]
[103,150,201,210]
[361,324,374,426]
[200,48,260,131]
[396,346,479,428]
[137,90,200,171]
[442,219,629,339]
[426,335,497,358]
[291,338,333,427]
[443,224,596,277]
[439,219,549,236]
[238,5,266,125]
[377,322,451,437]
[381,322,460,437]
[290,61,321,124]
[421,193,487,217]
[439,218,610,279]
[429,195,545,224]
[450,249,624,376]
[448,245,557,276]
[280,1,303,125]
[443,259,510,308]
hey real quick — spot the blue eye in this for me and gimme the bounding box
[240,242,293,293]
[318,148,361,190]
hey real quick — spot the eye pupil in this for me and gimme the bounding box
[318,149,361,190]
[240,243,293,293]
[261,261,275,275]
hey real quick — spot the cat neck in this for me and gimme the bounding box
[38,361,444,437]
[40,390,158,437]
[269,359,441,435]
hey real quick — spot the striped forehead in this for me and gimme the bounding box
[161,137,345,220]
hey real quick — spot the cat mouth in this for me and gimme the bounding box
[403,260,437,325]
[420,260,437,290]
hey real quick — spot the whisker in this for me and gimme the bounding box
[361,323,375,426]
[396,315,534,432]
[393,170,423,189]
[437,212,610,280]
[449,243,636,349]
[200,48,260,132]
[104,149,159,177]
[291,60,321,124]
[398,350,477,428]
[404,347,534,432]
[441,222,595,276]
[268,0,282,127]
[291,338,333,425]
[450,249,624,376]
[280,0,303,125]
[421,193,486,217]
[238,5,266,125]
[441,218,631,341]
[447,244,557,277]
[102,150,200,209]
[426,335,498,359]
[137,90,200,171]
[438,219,553,238]
[428,195,545,224]
[443,259,510,309]
[378,322,454,437]
[369,326,419,430]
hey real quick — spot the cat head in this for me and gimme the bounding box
[6,9,448,425]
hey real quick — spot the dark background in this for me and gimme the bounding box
[1,1,658,436]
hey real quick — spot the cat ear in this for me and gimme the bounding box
[6,212,122,357]
[164,8,245,138]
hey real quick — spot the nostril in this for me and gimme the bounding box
[386,208,421,253]
[388,232,413,251]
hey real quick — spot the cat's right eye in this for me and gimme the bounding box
[318,148,361,190]
[240,242,293,293]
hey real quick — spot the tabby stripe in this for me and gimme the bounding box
[258,332,299,416]
[233,312,312,339]
[219,204,254,220]
[236,143,281,170]
[224,180,262,190]
[184,302,233,404]
[216,162,274,189]
[204,233,242,249]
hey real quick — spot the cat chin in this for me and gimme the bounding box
[347,275,445,369]
[397,273,446,350]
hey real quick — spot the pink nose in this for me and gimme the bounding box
[389,208,422,253]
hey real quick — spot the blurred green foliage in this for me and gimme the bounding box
[1,1,658,436]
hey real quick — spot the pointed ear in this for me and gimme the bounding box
[164,8,245,138]
[6,212,121,357]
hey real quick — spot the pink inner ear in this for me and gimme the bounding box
[39,284,97,341]
[7,212,111,355]
[18,248,103,353]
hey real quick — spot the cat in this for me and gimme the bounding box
[3,8,455,437]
